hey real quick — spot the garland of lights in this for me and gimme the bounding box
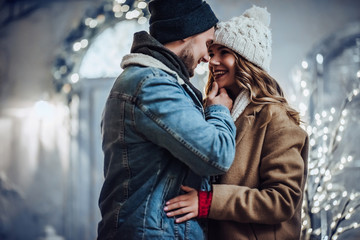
[51,0,150,97]
[295,23,360,240]
[301,87,360,239]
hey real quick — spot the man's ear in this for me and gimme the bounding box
[164,37,191,55]
[181,36,192,43]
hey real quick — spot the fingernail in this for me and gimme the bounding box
[164,207,168,211]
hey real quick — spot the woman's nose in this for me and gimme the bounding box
[209,57,220,66]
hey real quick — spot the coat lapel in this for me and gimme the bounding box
[234,103,263,144]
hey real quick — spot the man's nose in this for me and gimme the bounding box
[201,54,210,63]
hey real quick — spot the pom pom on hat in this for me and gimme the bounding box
[214,5,272,72]
[243,5,270,27]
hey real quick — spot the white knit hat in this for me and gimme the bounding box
[214,5,272,72]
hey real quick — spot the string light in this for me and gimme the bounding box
[51,0,150,96]
[316,53,324,64]
[293,28,360,240]
[302,60,309,69]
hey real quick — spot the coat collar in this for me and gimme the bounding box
[234,103,264,144]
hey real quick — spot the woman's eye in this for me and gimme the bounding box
[209,53,214,58]
[221,50,229,55]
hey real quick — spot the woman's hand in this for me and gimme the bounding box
[164,185,198,223]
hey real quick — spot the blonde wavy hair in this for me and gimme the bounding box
[205,51,301,126]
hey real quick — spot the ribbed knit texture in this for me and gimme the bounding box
[214,5,272,72]
[231,91,251,122]
[148,0,218,44]
[198,190,213,218]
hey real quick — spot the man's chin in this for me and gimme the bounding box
[188,67,195,78]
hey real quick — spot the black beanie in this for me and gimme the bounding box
[148,0,218,44]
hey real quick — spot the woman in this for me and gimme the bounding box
[164,5,309,240]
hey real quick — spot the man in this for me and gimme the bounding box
[97,0,236,239]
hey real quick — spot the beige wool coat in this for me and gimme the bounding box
[208,103,309,240]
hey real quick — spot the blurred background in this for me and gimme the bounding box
[0,0,359,239]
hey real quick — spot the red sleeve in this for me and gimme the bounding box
[198,190,213,218]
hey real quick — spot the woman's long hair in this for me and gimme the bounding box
[205,51,301,126]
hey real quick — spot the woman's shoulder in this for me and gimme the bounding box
[257,103,287,120]
[258,104,300,128]
[258,104,308,138]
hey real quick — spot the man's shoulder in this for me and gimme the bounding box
[122,65,177,83]
[121,53,183,83]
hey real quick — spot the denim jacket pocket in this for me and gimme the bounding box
[159,176,175,229]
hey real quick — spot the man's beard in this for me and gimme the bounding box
[178,45,196,78]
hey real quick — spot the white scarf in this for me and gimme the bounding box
[230,90,251,122]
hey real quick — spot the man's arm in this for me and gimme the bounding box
[134,73,236,176]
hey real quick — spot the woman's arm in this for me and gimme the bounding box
[164,185,213,223]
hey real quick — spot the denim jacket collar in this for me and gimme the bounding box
[121,53,185,85]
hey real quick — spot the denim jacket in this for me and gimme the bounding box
[97,53,236,240]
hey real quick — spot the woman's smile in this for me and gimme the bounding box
[213,69,228,80]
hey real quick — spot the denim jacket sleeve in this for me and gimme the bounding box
[134,69,236,176]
